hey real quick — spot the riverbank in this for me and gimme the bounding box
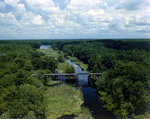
[37,48,89,73]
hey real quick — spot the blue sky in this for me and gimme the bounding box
[0,0,150,39]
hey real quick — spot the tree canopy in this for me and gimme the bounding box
[50,39,150,118]
[0,41,58,118]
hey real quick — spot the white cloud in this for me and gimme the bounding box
[116,0,150,11]
[20,12,45,26]
[0,12,19,26]
[66,0,103,11]
[64,0,69,5]
[4,0,20,6]
[0,1,6,10]
[33,15,46,25]
[25,0,60,14]
[0,0,150,39]
[4,0,26,15]
[16,3,26,14]
[25,0,55,8]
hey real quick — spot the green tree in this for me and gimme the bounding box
[31,58,42,70]
[35,69,51,85]
[40,56,58,72]
[65,65,76,73]
[8,84,45,118]
[57,55,65,62]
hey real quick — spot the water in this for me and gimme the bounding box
[40,45,51,49]
[40,45,117,119]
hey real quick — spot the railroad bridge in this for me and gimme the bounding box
[32,73,102,85]
[45,73,102,80]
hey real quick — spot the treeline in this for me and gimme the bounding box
[0,40,41,49]
[51,39,150,118]
[0,42,58,118]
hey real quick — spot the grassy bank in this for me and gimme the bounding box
[38,48,89,73]
[44,85,93,119]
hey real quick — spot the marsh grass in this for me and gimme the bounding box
[44,85,84,119]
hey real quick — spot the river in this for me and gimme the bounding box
[40,45,117,119]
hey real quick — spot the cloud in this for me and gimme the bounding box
[20,12,45,26]
[64,0,69,5]
[4,0,26,15]
[4,0,20,6]
[116,0,150,11]
[33,15,46,25]
[0,1,6,10]
[66,0,104,11]
[25,0,55,7]
[0,0,150,39]
[0,12,19,26]
[25,0,60,15]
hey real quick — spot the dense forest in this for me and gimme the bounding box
[0,41,58,118]
[50,39,150,118]
[0,39,150,119]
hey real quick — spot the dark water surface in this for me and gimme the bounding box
[40,45,117,119]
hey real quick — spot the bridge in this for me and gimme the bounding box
[32,73,102,84]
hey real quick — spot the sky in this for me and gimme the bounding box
[0,0,150,39]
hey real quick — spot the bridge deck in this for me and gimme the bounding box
[44,73,102,76]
